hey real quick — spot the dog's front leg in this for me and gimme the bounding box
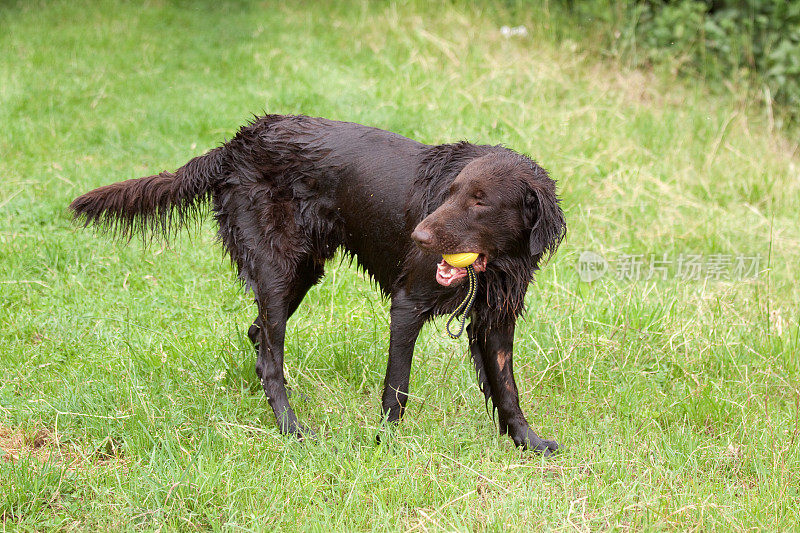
[471,318,559,455]
[380,289,426,428]
[467,323,508,434]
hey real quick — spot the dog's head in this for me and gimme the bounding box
[411,151,565,287]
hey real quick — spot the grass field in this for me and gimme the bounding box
[1,1,799,530]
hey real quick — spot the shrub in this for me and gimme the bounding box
[632,0,800,128]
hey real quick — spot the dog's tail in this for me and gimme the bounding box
[69,146,226,242]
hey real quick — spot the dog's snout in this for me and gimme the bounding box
[411,228,434,247]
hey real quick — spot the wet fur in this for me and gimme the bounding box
[70,114,566,454]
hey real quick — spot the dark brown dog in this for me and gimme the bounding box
[70,114,565,454]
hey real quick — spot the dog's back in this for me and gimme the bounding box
[71,115,425,290]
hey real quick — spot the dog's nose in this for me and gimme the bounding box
[411,228,433,247]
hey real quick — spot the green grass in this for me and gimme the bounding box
[1,0,799,530]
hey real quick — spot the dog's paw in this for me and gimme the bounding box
[512,427,559,456]
[292,424,317,442]
[375,428,394,445]
[283,425,316,444]
[375,419,401,445]
[532,438,560,456]
[277,413,316,442]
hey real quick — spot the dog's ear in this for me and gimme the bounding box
[524,180,566,258]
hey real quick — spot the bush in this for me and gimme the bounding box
[632,0,800,128]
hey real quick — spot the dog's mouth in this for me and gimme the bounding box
[436,254,487,287]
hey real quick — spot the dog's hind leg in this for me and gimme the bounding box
[252,258,324,439]
[248,259,324,403]
[248,259,324,348]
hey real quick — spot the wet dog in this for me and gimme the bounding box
[70,114,565,453]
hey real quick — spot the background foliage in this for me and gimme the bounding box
[1,0,798,530]
[579,0,800,128]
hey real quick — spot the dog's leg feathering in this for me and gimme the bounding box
[467,323,508,434]
[471,319,559,455]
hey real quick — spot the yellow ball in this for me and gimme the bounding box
[442,252,479,268]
